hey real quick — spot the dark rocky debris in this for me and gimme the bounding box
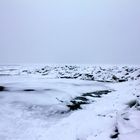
[23,89,36,92]
[0,86,6,91]
[67,90,112,111]
[110,126,119,139]
[126,99,140,108]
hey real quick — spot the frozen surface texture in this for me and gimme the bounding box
[0,65,140,82]
[0,65,140,140]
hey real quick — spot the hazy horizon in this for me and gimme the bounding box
[0,0,140,64]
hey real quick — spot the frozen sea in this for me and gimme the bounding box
[0,65,140,140]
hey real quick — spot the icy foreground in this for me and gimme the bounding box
[0,65,140,140]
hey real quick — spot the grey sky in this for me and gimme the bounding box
[0,0,140,64]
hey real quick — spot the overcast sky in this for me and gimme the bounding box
[0,0,140,64]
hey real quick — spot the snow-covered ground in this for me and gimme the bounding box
[0,64,140,82]
[0,65,140,140]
